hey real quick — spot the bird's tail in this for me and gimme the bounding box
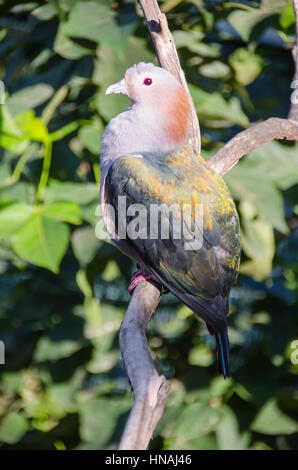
[214,329,230,378]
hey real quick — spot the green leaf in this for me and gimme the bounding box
[225,153,289,234]
[189,85,249,127]
[162,402,220,441]
[279,2,295,28]
[78,121,104,154]
[72,226,100,266]
[210,376,232,397]
[173,30,221,58]
[84,296,102,337]
[101,259,121,282]
[12,212,70,273]
[32,3,57,21]
[251,398,298,435]
[0,203,34,237]
[63,1,130,54]
[76,268,93,298]
[54,22,91,59]
[1,106,23,137]
[43,180,98,205]
[34,336,82,362]
[0,412,28,444]
[1,139,31,156]
[216,406,249,450]
[16,110,49,142]
[199,61,230,79]
[0,135,29,154]
[188,344,213,367]
[48,383,75,414]
[79,398,131,447]
[7,84,54,116]
[42,201,82,225]
[240,219,275,281]
[87,343,118,374]
[64,1,115,37]
[229,48,262,86]
[0,107,30,153]
[172,30,205,49]
[164,433,218,451]
[188,42,221,58]
[34,311,85,361]
[0,182,36,205]
[228,10,271,42]
[238,141,298,191]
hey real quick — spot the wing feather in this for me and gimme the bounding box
[104,147,241,329]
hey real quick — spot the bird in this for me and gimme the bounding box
[100,62,241,378]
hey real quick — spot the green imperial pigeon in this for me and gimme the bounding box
[100,63,241,378]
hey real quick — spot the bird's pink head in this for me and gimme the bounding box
[105,62,191,147]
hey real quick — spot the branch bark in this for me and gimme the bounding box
[207,117,298,175]
[117,0,298,451]
[118,281,170,450]
[118,0,201,450]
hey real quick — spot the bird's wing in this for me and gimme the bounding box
[104,146,240,330]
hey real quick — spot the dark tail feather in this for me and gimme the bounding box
[215,329,230,378]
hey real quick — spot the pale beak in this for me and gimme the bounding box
[105,79,127,95]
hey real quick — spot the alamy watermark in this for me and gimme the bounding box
[95,197,204,250]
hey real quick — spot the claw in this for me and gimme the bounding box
[128,269,154,294]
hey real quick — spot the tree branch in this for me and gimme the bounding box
[118,0,201,451]
[118,281,170,450]
[207,117,298,175]
[117,0,298,451]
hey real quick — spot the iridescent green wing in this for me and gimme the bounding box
[105,145,240,329]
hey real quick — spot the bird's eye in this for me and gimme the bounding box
[143,78,152,86]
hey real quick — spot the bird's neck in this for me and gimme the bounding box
[100,87,192,170]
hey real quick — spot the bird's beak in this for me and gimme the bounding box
[105,79,127,96]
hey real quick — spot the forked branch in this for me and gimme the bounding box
[118,0,298,451]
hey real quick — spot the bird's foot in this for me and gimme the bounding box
[128,269,154,294]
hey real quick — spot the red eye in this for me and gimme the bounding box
[143,77,152,86]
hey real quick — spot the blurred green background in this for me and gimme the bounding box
[0,0,298,450]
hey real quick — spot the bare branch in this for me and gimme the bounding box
[137,0,201,153]
[117,0,298,452]
[207,117,298,175]
[289,0,298,120]
[118,0,200,451]
[118,281,170,450]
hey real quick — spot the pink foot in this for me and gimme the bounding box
[128,269,153,294]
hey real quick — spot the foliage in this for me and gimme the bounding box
[0,0,297,450]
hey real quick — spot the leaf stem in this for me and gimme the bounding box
[223,2,256,11]
[9,143,39,184]
[36,138,53,203]
[92,161,101,188]
[49,119,91,142]
[41,85,69,126]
